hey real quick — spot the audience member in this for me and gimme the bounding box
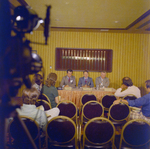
[78,70,94,88]
[42,73,59,108]
[16,88,47,132]
[115,77,141,98]
[95,71,109,88]
[32,73,60,119]
[114,80,150,123]
[60,69,76,88]
[32,74,43,94]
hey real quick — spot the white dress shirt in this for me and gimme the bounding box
[114,85,141,98]
[16,104,48,131]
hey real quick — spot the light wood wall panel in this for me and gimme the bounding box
[18,31,150,96]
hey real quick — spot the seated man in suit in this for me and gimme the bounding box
[95,71,109,88]
[78,70,94,88]
[60,69,76,88]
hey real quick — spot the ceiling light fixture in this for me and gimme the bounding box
[114,21,119,23]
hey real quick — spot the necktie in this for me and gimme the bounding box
[85,79,87,84]
[68,77,70,82]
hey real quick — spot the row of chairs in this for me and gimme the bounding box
[52,94,142,149]
[35,96,130,126]
[36,93,138,130]
[35,93,137,135]
[36,93,137,112]
[8,93,139,148]
[81,94,137,109]
[8,115,150,149]
[80,100,130,126]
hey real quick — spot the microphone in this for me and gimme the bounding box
[44,5,51,45]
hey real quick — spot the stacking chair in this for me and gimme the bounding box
[36,99,52,111]
[123,94,137,100]
[38,93,51,104]
[81,94,97,105]
[119,119,150,149]
[56,100,77,124]
[8,116,40,149]
[80,94,97,116]
[108,102,130,126]
[82,117,116,149]
[46,116,78,149]
[101,94,117,111]
[81,101,104,125]
[79,101,104,142]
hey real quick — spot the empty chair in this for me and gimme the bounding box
[79,101,104,142]
[82,117,116,149]
[81,94,97,105]
[36,99,52,111]
[101,94,117,111]
[46,116,77,149]
[119,119,150,149]
[8,116,40,149]
[79,94,97,115]
[56,100,77,123]
[108,103,130,126]
[123,94,137,100]
[81,101,104,125]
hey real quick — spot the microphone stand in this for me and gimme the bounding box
[44,5,51,45]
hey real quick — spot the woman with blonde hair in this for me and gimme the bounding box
[42,73,59,108]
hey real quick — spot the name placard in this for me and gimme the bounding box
[64,87,72,90]
[104,88,113,91]
[82,88,93,91]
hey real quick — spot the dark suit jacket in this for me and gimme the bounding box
[60,75,76,88]
[78,77,94,88]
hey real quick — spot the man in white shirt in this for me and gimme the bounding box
[114,77,141,98]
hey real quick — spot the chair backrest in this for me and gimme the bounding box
[56,100,77,123]
[101,94,117,110]
[8,116,40,148]
[119,119,150,149]
[38,93,51,104]
[83,117,115,148]
[46,116,77,148]
[81,94,97,105]
[81,101,104,124]
[108,103,130,121]
[123,94,137,100]
[36,99,52,110]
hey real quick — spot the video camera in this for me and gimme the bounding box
[0,1,51,148]
[0,3,51,98]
